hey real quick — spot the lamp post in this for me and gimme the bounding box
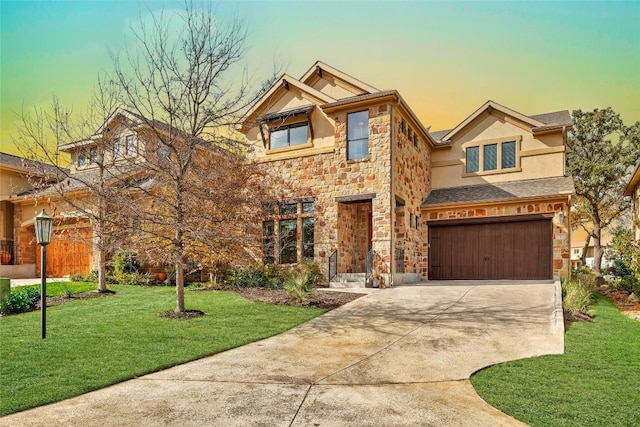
[34,209,53,339]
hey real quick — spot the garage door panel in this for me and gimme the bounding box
[429,219,552,280]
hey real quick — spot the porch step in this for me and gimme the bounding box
[329,273,367,288]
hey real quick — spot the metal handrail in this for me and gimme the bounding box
[365,249,373,285]
[328,250,338,282]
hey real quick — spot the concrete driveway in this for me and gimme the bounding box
[0,281,564,426]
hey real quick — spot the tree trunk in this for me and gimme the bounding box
[175,260,185,313]
[97,247,107,292]
[580,234,591,267]
[592,221,603,274]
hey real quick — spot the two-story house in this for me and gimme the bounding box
[624,160,640,241]
[241,62,573,285]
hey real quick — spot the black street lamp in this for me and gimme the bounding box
[34,209,53,339]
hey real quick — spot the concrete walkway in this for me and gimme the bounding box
[0,282,564,426]
[9,278,69,288]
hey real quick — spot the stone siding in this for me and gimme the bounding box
[392,109,432,277]
[257,104,393,275]
[424,200,571,279]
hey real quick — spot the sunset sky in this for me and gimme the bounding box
[1,1,639,154]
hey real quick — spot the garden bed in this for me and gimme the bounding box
[230,287,365,310]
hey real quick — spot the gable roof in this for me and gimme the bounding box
[422,176,575,207]
[241,74,336,130]
[433,101,572,144]
[300,60,380,95]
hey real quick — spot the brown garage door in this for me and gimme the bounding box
[36,227,93,277]
[429,219,552,280]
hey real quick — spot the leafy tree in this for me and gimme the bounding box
[567,108,640,274]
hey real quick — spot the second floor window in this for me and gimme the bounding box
[270,122,308,150]
[89,147,98,164]
[347,110,369,160]
[114,139,124,159]
[126,135,137,156]
[78,151,87,167]
[466,140,518,174]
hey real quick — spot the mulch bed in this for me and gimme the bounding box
[599,287,640,321]
[40,290,115,308]
[229,287,365,310]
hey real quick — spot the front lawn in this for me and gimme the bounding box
[0,284,324,416]
[471,294,640,427]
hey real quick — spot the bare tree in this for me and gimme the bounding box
[110,2,278,313]
[14,77,125,292]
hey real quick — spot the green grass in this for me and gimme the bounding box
[13,281,97,297]
[471,295,640,426]
[0,284,324,416]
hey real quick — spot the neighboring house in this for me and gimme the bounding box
[624,160,640,241]
[241,61,574,285]
[570,225,613,270]
[0,152,63,278]
[11,108,234,279]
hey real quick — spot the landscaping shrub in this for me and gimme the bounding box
[561,277,592,315]
[112,250,140,274]
[295,262,325,287]
[225,262,325,289]
[0,287,41,315]
[226,263,285,288]
[115,272,151,286]
[284,271,316,305]
[571,267,597,292]
[70,270,98,283]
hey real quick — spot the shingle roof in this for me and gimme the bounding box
[320,90,398,110]
[429,129,451,143]
[529,110,572,127]
[0,152,65,177]
[422,176,575,206]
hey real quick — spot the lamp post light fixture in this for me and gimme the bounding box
[34,209,53,339]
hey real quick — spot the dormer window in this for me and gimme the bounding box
[78,151,87,167]
[114,139,124,159]
[270,122,309,150]
[89,147,98,164]
[126,135,137,156]
[114,135,137,160]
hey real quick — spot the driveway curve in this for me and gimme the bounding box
[0,281,564,426]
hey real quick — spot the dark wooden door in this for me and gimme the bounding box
[428,219,552,280]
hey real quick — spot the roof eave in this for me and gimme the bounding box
[421,192,573,211]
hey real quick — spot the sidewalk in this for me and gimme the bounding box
[9,278,69,288]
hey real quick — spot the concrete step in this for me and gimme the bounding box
[329,273,367,288]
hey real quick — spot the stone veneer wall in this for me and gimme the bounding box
[257,104,393,276]
[424,199,571,279]
[392,109,432,277]
[337,202,371,273]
